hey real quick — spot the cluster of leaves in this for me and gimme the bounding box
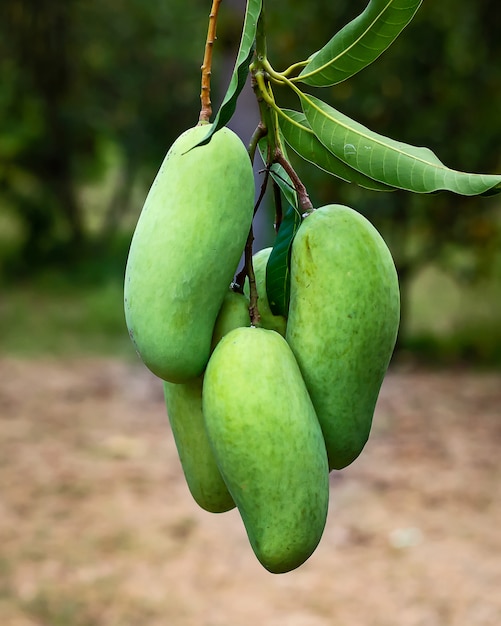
[202,0,501,317]
[207,0,500,194]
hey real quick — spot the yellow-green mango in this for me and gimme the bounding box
[203,326,329,574]
[163,376,235,513]
[243,247,287,336]
[210,288,250,351]
[124,124,254,383]
[163,290,250,513]
[286,205,400,470]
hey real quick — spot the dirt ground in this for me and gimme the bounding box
[0,357,500,626]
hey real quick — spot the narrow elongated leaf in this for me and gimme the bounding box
[258,137,298,208]
[302,94,501,196]
[279,109,393,191]
[198,0,262,145]
[266,205,302,317]
[298,0,422,87]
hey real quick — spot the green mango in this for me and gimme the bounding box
[286,205,400,470]
[124,124,254,383]
[243,247,287,336]
[163,289,249,513]
[203,326,329,574]
[163,377,235,513]
[210,288,250,351]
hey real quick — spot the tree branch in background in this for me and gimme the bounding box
[199,0,223,123]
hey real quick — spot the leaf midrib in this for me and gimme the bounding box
[298,0,394,82]
[305,94,456,173]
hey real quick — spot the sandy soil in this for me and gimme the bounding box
[0,357,500,626]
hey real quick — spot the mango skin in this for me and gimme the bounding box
[163,290,249,513]
[203,326,329,574]
[286,205,400,470]
[124,124,255,383]
[210,289,250,351]
[243,247,287,337]
[163,376,235,513]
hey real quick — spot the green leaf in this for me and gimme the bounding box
[301,94,501,196]
[266,204,302,317]
[198,0,262,145]
[258,137,298,209]
[278,109,394,191]
[297,0,422,87]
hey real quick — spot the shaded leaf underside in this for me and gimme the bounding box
[266,205,302,317]
[279,109,393,191]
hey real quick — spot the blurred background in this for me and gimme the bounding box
[0,2,500,625]
[1,0,500,362]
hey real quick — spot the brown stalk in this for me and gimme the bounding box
[273,149,314,215]
[233,167,271,325]
[199,0,223,123]
[244,224,261,327]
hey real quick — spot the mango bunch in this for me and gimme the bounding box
[124,124,400,573]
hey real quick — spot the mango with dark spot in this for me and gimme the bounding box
[286,205,400,470]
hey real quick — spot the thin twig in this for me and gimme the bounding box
[273,149,314,215]
[244,225,261,326]
[199,0,223,123]
[254,165,270,216]
[233,225,260,325]
[272,179,283,233]
[233,164,271,302]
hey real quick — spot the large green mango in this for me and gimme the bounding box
[124,124,254,383]
[243,247,287,337]
[286,205,400,470]
[163,290,249,513]
[203,326,329,574]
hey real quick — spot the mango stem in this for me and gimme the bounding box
[244,225,261,327]
[273,149,314,215]
[199,0,222,123]
[233,165,271,324]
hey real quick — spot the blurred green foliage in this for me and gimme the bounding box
[0,0,500,360]
[0,0,210,272]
